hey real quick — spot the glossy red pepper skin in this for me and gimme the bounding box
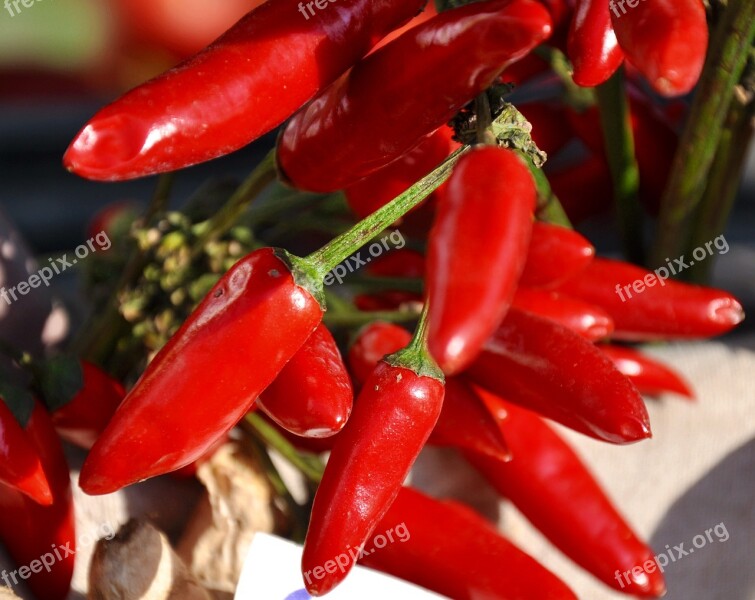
[0,402,76,600]
[258,324,352,438]
[50,360,125,449]
[512,287,614,340]
[466,396,666,597]
[610,0,708,96]
[599,345,694,399]
[361,486,578,600]
[0,399,52,505]
[556,258,745,340]
[63,0,426,181]
[347,322,510,461]
[278,0,552,192]
[519,221,595,289]
[466,307,651,444]
[428,146,536,375]
[568,0,624,87]
[80,248,323,495]
[302,360,444,595]
[344,127,458,220]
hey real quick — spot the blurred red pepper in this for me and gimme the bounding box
[512,287,614,340]
[556,257,745,340]
[50,360,125,450]
[599,345,694,399]
[354,250,425,312]
[466,395,666,597]
[80,248,323,494]
[427,146,536,375]
[361,486,578,599]
[610,0,708,96]
[519,221,595,289]
[499,52,551,85]
[568,0,624,86]
[0,402,76,600]
[547,154,613,224]
[466,307,651,443]
[64,0,427,180]
[258,324,352,438]
[278,0,552,192]
[302,345,444,595]
[519,102,574,156]
[0,399,52,505]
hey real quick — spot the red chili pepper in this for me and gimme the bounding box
[466,307,650,443]
[546,154,613,224]
[343,126,458,220]
[302,344,444,595]
[555,257,745,340]
[347,321,510,461]
[610,0,708,96]
[519,102,574,156]
[360,486,578,600]
[499,51,551,85]
[599,345,694,399]
[427,146,536,375]
[0,399,52,505]
[568,0,624,87]
[50,360,125,449]
[519,221,595,289]
[369,1,438,53]
[353,249,425,312]
[80,247,323,495]
[0,402,76,600]
[63,0,426,180]
[466,395,666,597]
[512,287,614,340]
[278,0,552,192]
[536,0,571,28]
[258,324,352,438]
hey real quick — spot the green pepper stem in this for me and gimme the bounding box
[384,301,444,381]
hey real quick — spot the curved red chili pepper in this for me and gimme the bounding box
[512,287,614,340]
[568,0,624,87]
[546,154,613,224]
[50,360,125,450]
[427,146,536,375]
[466,395,666,597]
[360,486,578,600]
[0,402,76,600]
[278,0,553,192]
[347,321,510,461]
[369,0,438,53]
[344,126,458,220]
[258,324,353,438]
[63,0,427,180]
[302,358,444,595]
[610,0,708,96]
[599,345,694,399]
[519,221,595,289]
[466,307,651,444]
[80,247,323,495]
[555,257,745,340]
[0,399,52,506]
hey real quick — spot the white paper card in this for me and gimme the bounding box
[234,533,448,599]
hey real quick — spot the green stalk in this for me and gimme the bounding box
[595,68,644,264]
[651,0,755,265]
[520,153,572,228]
[384,302,443,380]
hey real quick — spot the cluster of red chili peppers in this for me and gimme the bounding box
[0,0,745,598]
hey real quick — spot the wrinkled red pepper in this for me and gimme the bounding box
[519,221,595,289]
[599,345,694,399]
[466,395,666,597]
[0,398,52,505]
[50,360,125,449]
[427,146,536,375]
[556,257,745,340]
[610,0,708,96]
[278,0,552,192]
[361,486,578,600]
[568,0,624,86]
[512,287,614,340]
[80,247,323,494]
[258,324,352,438]
[0,402,76,600]
[466,307,651,443]
[63,0,427,180]
[303,343,444,595]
